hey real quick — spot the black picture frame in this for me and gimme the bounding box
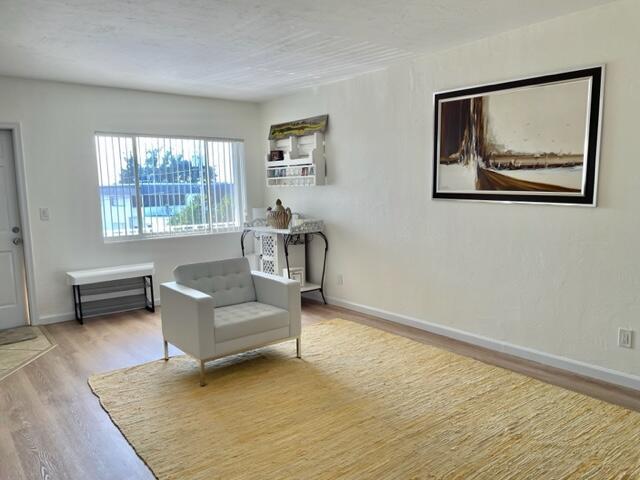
[432,66,603,206]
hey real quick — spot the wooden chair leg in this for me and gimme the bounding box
[163,340,169,361]
[296,337,302,359]
[199,360,206,387]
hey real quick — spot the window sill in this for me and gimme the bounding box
[102,228,243,244]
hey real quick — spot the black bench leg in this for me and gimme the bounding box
[73,285,84,325]
[144,275,156,312]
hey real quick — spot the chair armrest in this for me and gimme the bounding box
[252,271,301,337]
[160,282,216,359]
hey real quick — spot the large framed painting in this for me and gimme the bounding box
[433,66,604,206]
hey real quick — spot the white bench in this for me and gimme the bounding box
[66,263,155,324]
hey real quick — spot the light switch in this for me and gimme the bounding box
[39,208,50,221]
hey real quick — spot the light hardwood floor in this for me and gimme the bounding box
[1,301,638,480]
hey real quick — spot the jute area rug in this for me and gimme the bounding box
[0,326,55,381]
[89,319,640,480]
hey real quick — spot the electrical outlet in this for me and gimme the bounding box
[618,328,634,349]
[336,274,343,286]
[39,207,50,221]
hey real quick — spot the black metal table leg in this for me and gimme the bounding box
[240,229,250,257]
[316,232,329,304]
[283,234,292,279]
[304,233,309,276]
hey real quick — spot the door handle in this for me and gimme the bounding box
[12,237,23,245]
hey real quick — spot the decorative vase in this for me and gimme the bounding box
[266,199,292,229]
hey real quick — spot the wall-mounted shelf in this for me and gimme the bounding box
[266,132,326,187]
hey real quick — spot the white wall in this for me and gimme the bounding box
[0,77,262,323]
[261,0,640,379]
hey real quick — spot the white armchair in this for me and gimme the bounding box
[160,257,301,386]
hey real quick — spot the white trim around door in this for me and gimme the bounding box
[0,123,37,325]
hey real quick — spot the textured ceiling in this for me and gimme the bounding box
[0,0,615,101]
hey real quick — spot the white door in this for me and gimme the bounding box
[0,130,28,328]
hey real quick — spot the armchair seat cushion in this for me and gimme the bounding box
[214,302,290,343]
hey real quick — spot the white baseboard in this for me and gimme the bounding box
[326,295,640,392]
[35,312,76,325]
[35,299,161,326]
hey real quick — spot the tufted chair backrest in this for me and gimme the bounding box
[173,257,256,308]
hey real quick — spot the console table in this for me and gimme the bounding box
[241,225,328,303]
[66,263,155,324]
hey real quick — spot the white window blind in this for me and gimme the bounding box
[95,134,245,240]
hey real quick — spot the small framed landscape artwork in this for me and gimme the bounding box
[432,66,604,205]
[282,267,305,286]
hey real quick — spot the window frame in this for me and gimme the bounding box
[95,131,247,243]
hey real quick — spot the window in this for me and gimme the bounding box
[95,134,245,240]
